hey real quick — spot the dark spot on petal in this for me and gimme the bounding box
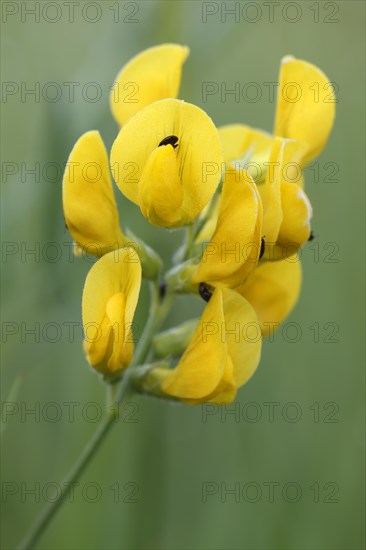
[158,135,179,149]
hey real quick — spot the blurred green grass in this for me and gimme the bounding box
[1,1,365,549]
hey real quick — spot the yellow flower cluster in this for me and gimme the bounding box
[63,44,335,404]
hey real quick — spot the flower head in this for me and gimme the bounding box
[63,46,335,406]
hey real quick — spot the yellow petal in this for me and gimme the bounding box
[138,143,184,227]
[161,288,228,400]
[193,167,262,288]
[258,137,284,244]
[110,44,189,126]
[219,124,273,179]
[190,356,237,405]
[274,56,336,165]
[104,292,131,371]
[111,99,223,227]
[221,287,262,388]
[62,131,126,256]
[237,257,302,336]
[281,138,307,187]
[82,248,141,373]
[277,182,312,249]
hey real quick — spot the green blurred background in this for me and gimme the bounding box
[1,1,365,549]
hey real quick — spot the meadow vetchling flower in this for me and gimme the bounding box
[110,98,223,228]
[145,287,261,405]
[82,247,141,374]
[63,130,126,256]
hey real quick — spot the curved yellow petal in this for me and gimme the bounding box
[63,131,126,256]
[161,288,228,400]
[281,138,307,187]
[197,356,237,405]
[260,138,309,259]
[138,143,184,226]
[274,56,336,165]
[111,98,223,227]
[219,123,273,170]
[110,44,189,126]
[193,168,262,289]
[82,248,141,373]
[221,287,262,388]
[277,182,312,249]
[238,257,302,336]
[258,137,284,245]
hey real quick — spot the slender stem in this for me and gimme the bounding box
[194,194,218,242]
[17,375,131,550]
[131,281,173,368]
[182,223,196,261]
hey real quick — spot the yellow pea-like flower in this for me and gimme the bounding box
[219,57,335,172]
[82,248,141,374]
[274,56,336,166]
[237,256,302,337]
[192,167,262,289]
[63,131,126,256]
[111,98,223,228]
[156,287,262,404]
[110,43,189,127]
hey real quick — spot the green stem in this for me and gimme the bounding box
[182,223,196,261]
[131,281,173,368]
[17,375,131,550]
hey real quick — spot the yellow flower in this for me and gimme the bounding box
[192,167,262,288]
[237,256,302,337]
[82,248,141,374]
[110,43,189,127]
[111,98,223,228]
[152,287,261,404]
[219,56,335,171]
[63,131,126,256]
